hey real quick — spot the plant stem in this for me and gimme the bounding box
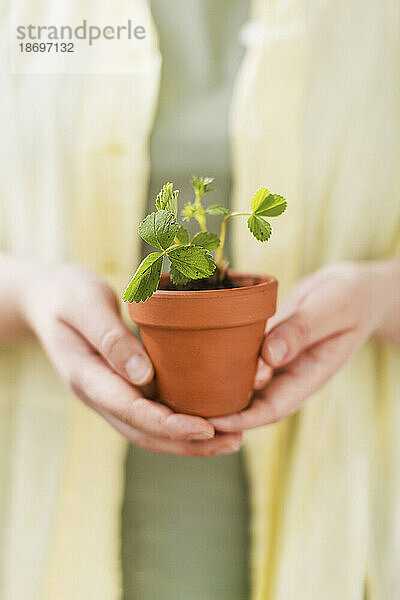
[197,213,207,232]
[215,212,250,271]
[194,190,207,232]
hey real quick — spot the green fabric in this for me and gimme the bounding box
[121,1,250,597]
[145,0,249,250]
[122,448,250,599]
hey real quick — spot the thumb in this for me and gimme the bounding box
[262,314,311,367]
[262,292,347,368]
[99,323,154,386]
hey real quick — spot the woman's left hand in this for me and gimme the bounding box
[210,260,400,432]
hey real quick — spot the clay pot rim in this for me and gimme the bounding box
[153,271,277,300]
[129,270,278,333]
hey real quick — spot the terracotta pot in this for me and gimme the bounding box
[128,271,277,417]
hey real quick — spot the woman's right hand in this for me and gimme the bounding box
[19,262,242,456]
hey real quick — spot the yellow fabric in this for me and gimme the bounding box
[0,2,160,599]
[231,1,400,598]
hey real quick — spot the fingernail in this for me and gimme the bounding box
[266,337,288,364]
[189,431,215,441]
[219,441,242,454]
[125,354,152,384]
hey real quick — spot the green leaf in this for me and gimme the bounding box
[191,232,220,251]
[254,193,287,217]
[122,252,163,303]
[247,215,272,242]
[250,187,271,213]
[168,246,216,280]
[191,175,215,198]
[138,210,179,250]
[175,225,190,245]
[169,264,190,286]
[155,183,179,217]
[206,204,230,216]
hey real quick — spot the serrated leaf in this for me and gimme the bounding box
[206,204,230,216]
[169,264,190,285]
[247,215,272,242]
[191,175,214,190]
[138,210,179,250]
[122,252,163,303]
[254,193,287,217]
[155,183,179,216]
[168,246,216,280]
[191,175,215,198]
[191,232,220,251]
[251,187,271,213]
[175,225,190,245]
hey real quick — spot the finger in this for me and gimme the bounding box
[98,408,243,456]
[262,284,354,368]
[48,321,215,441]
[80,362,216,441]
[253,357,273,390]
[211,330,358,431]
[60,289,153,386]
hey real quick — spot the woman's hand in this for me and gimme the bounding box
[16,261,241,455]
[211,260,400,432]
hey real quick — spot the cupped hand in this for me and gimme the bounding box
[211,261,392,432]
[21,263,242,456]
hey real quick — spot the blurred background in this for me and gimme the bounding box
[1,1,400,600]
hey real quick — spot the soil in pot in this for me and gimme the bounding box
[162,271,261,291]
